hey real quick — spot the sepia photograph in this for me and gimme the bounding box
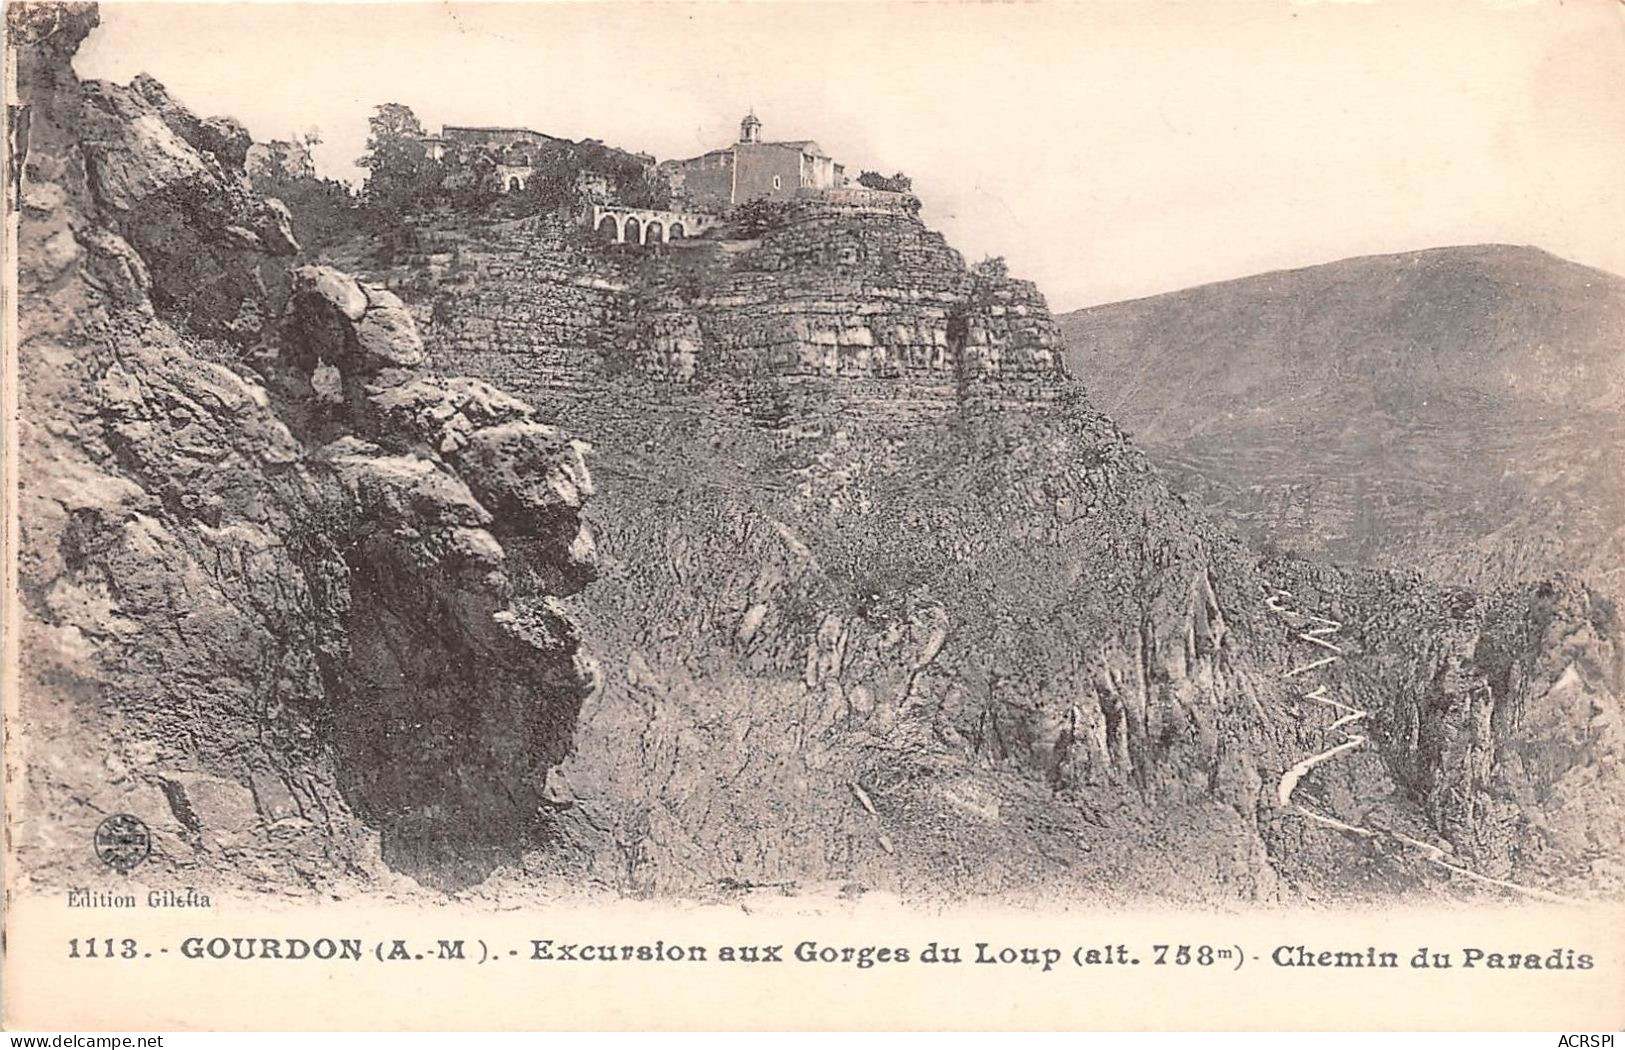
[2,0,1623,1033]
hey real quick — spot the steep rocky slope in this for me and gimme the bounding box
[1265,559,1623,895]
[349,207,1625,900]
[10,3,595,892]
[1061,247,1625,593]
[10,4,1623,904]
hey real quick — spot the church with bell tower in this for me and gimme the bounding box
[665,110,846,210]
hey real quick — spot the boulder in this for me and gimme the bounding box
[454,421,589,528]
[293,265,368,323]
[355,286,426,371]
[285,267,426,375]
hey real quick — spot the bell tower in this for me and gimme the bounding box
[739,110,762,144]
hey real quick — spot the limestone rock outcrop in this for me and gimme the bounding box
[286,266,426,375]
[10,1,596,892]
[392,197,1065,412]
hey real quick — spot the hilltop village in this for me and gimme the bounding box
[409,111,905,245]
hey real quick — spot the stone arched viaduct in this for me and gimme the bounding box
[590,204,720,246]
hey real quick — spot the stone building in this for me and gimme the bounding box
[418,126,561,192]
[667,112,847,209]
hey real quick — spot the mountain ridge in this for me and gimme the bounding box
[1061,243,1625,589]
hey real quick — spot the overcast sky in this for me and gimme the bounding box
[74,0,1625,311]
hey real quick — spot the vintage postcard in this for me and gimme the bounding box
[3,0,1623,1032]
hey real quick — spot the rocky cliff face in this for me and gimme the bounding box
[10,2,595,892]
[348,190,1623,900]
[520,383,1301,900]
[364,194,1061,407]
[12,4,1623,903]
[623,195,1063,384]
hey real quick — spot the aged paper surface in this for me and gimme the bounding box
[4,0,1625,1031]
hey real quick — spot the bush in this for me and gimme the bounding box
[357,103,445,228]
[249,173,362,256]
[353,103,669,229]
[857,171,912,193]
[730,198,790,237]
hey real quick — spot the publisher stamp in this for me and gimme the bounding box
[93,814,151,874]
